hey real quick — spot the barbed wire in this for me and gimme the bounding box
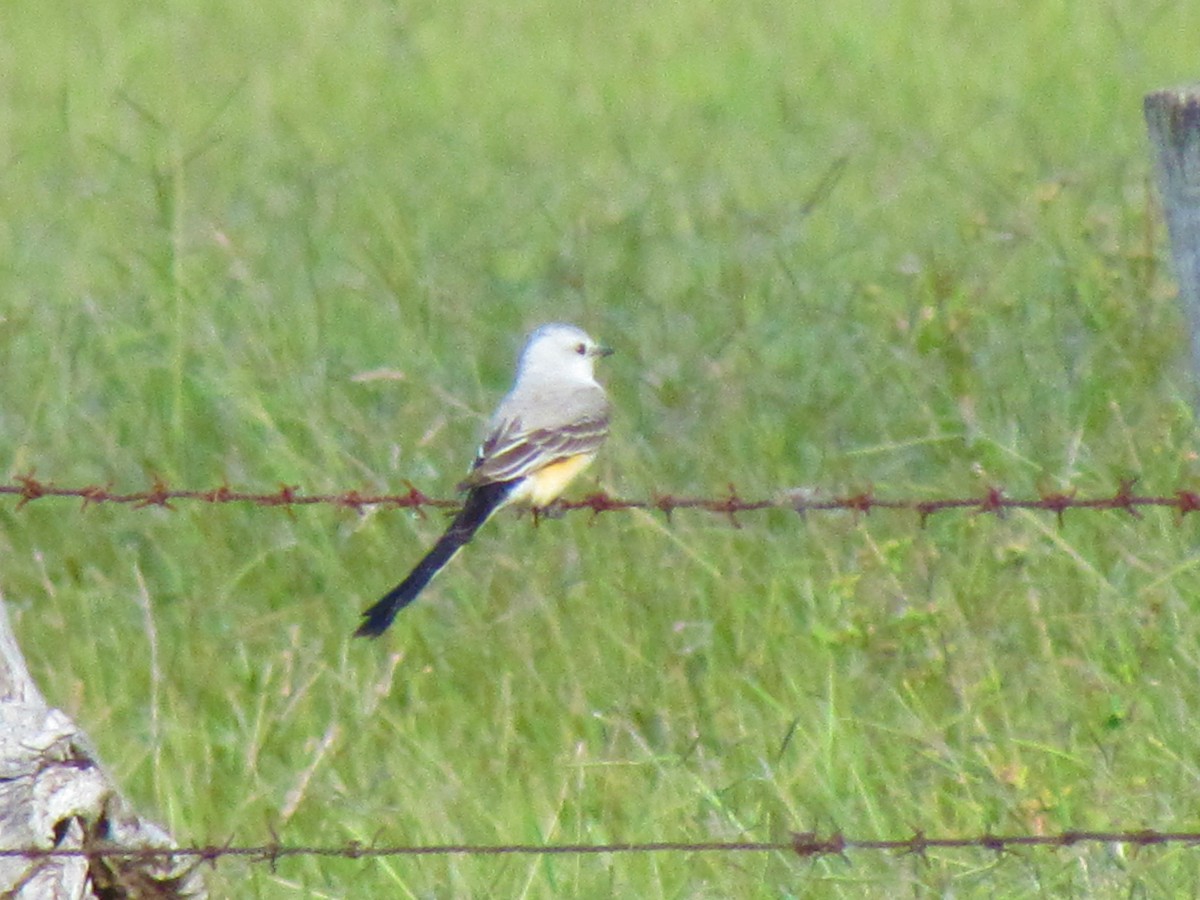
[6,829,1200,866]
[2,475,1199,526]
[6,475,1200,880]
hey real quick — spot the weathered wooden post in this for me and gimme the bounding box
[0,592,205,898]
[1145,87,1200,406]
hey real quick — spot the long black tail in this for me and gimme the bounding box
[355,480,516,637]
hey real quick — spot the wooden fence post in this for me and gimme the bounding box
[1145,87,1200,406]
[0,591,205,898]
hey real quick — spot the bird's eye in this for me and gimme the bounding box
[575,343,587,355]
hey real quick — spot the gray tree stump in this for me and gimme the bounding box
[0,591,205,898]
[1145,87,1200,405]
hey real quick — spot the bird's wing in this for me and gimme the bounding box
[459,411,610,488]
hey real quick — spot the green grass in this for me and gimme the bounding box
[3,0,1200,895]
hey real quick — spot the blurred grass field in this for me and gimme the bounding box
[3,0,1200,895]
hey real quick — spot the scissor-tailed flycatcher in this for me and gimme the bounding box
[355,323,612,637]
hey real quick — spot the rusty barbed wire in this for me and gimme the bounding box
[2,475,1200,525]
[3,829,1199,866]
